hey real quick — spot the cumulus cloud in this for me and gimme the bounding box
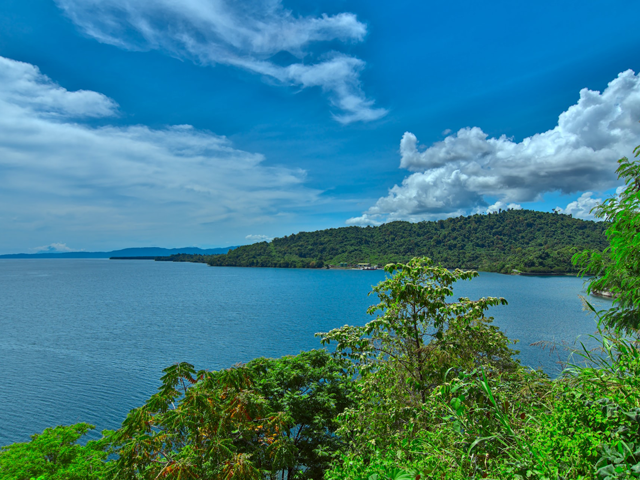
[345,213,383,227]
[485,201,522,214]
[245,234,273,243]
[348,70,640,224]
[32,243,77,253]
[554,192,603,220]
[0,56,320,251]
[54,0,386,123]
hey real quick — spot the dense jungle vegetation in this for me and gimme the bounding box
[1,147,639,480]
[161,210,608,274]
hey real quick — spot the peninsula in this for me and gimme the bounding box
[161,209,608,274]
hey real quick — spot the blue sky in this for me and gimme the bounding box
[1,0,639,253]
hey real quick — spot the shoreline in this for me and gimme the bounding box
[508,271,579,277]
[590,289,615,299]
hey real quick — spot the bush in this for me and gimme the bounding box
[0,424,109,480]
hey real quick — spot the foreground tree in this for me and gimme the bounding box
[319,257,530,479]
[245,350,355,479]
[318,257,516,401]
[573,145,640,332]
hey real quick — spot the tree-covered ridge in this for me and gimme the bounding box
[167,209,608,273]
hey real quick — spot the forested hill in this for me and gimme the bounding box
[165,210,608,273]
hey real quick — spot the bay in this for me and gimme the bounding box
[0,259,610,446]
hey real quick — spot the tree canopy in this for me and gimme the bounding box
[108,350,353,480]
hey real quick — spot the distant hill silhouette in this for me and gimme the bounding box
[164,210,608,274]
[0,246,235,259]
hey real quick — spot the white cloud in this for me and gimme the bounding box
[0,56,117,118]
[32,243,77,253]
[556,184,634,221]
[554,192,602,220]
[54,0,386,123]
[348,70,640,224]
[485,201,522,214]
[245,234,273,243]
[345,213,383,227]
[0,56,320,251]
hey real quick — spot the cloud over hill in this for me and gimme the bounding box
[348,70,640,225]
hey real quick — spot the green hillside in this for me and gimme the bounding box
[165,209,608,273]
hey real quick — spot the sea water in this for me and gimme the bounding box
[0,259,611,446]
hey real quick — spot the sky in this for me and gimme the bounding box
[1,0,639,253]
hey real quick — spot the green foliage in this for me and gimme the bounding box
[0,423,109,480]
[167,209,607,273]
[512,316,640,479]
[322,254,640,480]
[574,145,640,332]
[326,321,640,480]
[320,258,537,480]
[244,350,355,479]
[110,362,274,479]
[318,258,515,399]
[109,350,353,479]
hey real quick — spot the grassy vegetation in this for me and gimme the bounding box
[162,209,608,274]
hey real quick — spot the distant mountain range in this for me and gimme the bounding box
[0,246,236,259]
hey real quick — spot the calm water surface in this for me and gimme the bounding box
[0,259,610,446]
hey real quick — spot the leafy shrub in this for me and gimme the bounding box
[0,424,109,480]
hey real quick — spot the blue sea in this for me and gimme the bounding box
[0,259,611,446]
